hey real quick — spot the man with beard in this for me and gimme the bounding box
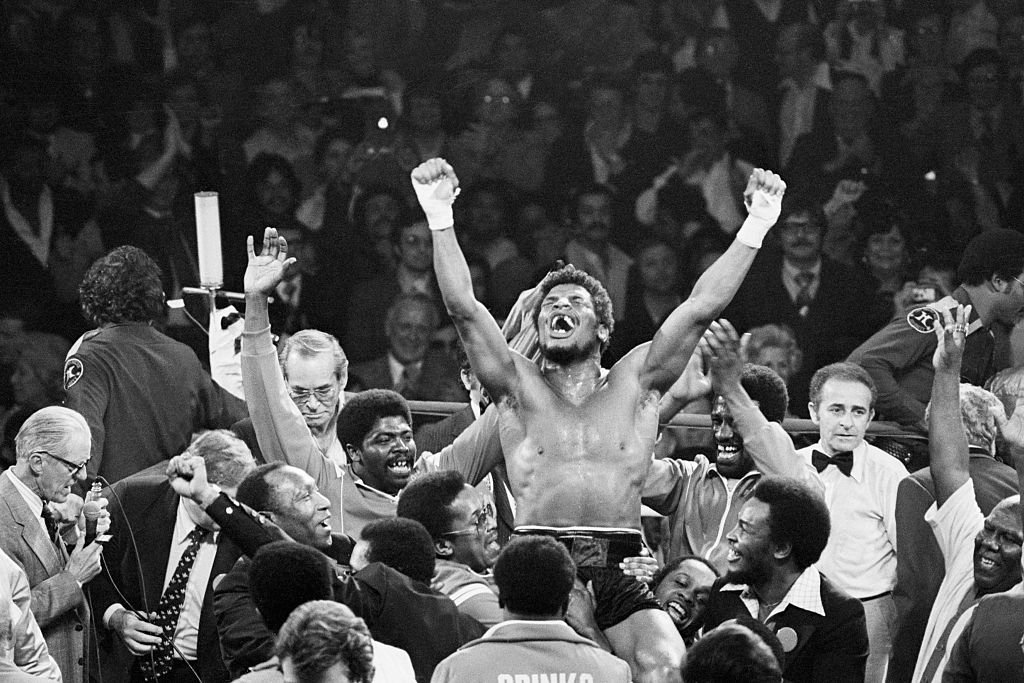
[643,319,815,574]
[412,157,786,683]
[702,476,868,682]
[395,471,503,626]
[909,304,1024,683]
[652,556,719,645]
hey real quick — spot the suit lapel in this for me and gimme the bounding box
[0,473,63,575]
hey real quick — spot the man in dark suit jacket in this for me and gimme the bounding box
[90,430,256,683]
[349,292,464,402]
[723,194,875,414]
[703,476,868,683]
[887,402,1018,683]
[161,456,482,682]
[344,220,446,363]
[0,407,104,683]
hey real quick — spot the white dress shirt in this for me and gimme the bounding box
[104,501,218,661]
[162,501,219,661]
[800,441,907,598]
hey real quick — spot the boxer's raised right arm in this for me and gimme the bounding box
[412,159,518,400]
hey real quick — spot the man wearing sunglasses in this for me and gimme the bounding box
[0,406,107,683]
[397,471,502,627]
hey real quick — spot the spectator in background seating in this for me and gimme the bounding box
[724,193,876,415]
[449,77,546,193]
[775,23,833,169]
[349,295,463,402]
[242,78,317,195]
[741,323,803,394]
[609,238,683,361]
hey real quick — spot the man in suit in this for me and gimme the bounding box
[349,292,464,402]
[0,406,105,683]
[723,192,876,414]
[90,429,256,683]
[887,383,1018,682]
[344,219,445,363]
[702,476,869,682]
[774,23,833,168]
[160,456,482,682]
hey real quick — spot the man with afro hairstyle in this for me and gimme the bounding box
[414,156,786,683]
[336,388,416,537]
[398,471,502,626]
[644,319,818,575]
[65,246,246,483]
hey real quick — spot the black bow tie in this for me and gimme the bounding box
[811,450,854,476]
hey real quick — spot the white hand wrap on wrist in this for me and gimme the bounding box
[413,179,458,231]
[737,190,782,248]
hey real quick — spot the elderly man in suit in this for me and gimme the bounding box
[90,430,256,683]
[349,292,464,402]
[0,406,105,683]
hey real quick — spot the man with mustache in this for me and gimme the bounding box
[412,157,786,683]
[723,192,875,415]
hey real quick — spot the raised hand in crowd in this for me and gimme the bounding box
[244,228,298,298]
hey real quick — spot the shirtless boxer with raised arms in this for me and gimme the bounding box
[411,158,785,683]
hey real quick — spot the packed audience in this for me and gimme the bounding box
[3,0,1024,681]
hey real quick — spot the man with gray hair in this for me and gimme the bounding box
[350,292,463,402]
[0,406,104,683]
[889,381,1018,681]
[90,429,256,683]
[241,228,351,526]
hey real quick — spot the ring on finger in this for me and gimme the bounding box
[953,323,968,334]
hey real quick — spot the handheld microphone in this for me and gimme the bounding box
[83,500,101,545]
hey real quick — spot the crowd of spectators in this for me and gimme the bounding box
[4,0,1024,682]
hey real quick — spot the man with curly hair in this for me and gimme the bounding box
[64,246,246,483]
[412,157,786,683]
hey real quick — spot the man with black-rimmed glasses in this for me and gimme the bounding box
[0,406,106,683]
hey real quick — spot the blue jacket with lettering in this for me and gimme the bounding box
[430,620,631,683]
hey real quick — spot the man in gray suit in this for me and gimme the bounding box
[0,406,106,683]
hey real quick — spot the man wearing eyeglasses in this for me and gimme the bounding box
[0,406,106,683]
[849,229,1024,432]
[397,471,502,626]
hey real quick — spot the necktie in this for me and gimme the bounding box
[396,365,419,397]
[794,271,814,317]
[40,505,59,544]
[811,450,854,476]
[139,526,209,680]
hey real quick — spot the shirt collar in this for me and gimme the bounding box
[720,565,826,619]
[343,465,401,503]
[810,439,867,482]
[175,498,217,544]
[387,353,422,384]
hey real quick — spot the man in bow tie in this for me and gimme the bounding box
[796,362,908,682]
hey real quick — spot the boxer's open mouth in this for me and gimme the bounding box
[550,314,576,337]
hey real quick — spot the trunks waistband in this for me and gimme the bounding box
[512,526,644,568]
